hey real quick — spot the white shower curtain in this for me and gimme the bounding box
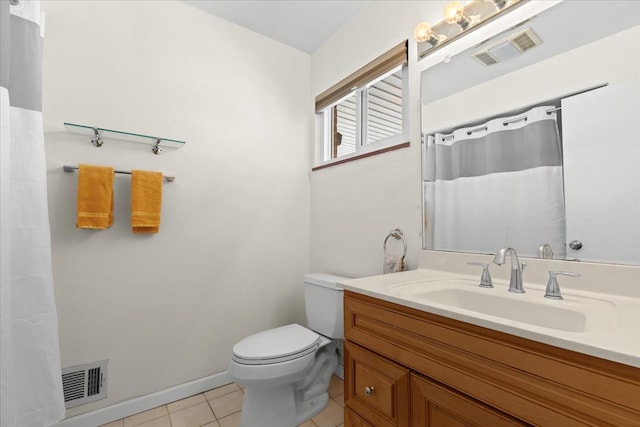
[1,1,65,426]
[424,106,566,257]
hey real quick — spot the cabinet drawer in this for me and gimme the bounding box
[344,341,409,427]
[411,373,527,427]
[345,408,374,427]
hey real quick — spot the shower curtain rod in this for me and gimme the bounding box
[439,106,563,138]
[62,165,175,182]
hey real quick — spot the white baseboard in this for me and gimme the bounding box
[54,371,232,427]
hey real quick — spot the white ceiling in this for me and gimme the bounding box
[183,0,372,53]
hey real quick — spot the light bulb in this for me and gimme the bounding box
[414,22,433,43]
[443,1,465,24]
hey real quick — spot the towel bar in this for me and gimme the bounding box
[62,165,175,182]
[384,228,407,259]
[383,228,408,274]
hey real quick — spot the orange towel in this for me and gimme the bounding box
[131,170,163,234]
[76,164,115,229]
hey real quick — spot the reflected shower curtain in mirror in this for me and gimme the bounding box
[1,1,65,426]
[424,106,566,258]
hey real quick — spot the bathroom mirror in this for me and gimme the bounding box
[420,1,640,266]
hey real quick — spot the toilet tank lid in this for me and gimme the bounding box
[304,273,351,290]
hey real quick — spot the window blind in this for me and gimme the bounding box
[315,40,408,113]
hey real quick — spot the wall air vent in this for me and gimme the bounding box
[62,360,108,408]
[473,28,542,66]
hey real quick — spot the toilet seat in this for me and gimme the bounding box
[232,324,321,365]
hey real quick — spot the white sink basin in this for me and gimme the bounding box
[404,288,586,332]
[388,278,618,334]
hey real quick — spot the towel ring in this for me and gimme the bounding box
[383,228,407,260]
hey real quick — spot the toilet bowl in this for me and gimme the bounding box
[227,273,349,427]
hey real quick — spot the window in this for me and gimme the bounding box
[365,68,404,145]
[315,41,409,168]
[333,92,358,158]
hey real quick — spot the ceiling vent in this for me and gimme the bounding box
[62,360,108,408]
[473,28,542,66]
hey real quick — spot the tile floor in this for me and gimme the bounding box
[99,375,345,427]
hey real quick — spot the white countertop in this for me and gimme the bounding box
[340,251,640,369]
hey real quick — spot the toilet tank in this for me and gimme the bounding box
[304,273,350,339]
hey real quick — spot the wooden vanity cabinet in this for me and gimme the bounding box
[344,291,640,427]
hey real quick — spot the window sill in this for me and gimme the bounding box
[312,141,410,171]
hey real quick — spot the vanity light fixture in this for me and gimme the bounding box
[414,0,524,59]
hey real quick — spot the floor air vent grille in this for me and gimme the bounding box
[62,360,108,408]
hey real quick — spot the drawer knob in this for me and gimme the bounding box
[364,386,375,397]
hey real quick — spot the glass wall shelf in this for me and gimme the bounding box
[64,122,185,154]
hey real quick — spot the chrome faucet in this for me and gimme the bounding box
[537,243,554,259]
[493,247,526,293]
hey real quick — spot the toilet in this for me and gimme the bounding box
[227,273,349,427]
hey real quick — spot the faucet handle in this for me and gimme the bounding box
[467,262,493,288]
[538,243,555,259]
[545,271,580,300]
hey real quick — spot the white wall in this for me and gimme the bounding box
[309,1,450,278]
[41,0,310,416]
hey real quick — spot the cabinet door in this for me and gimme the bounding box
[344,341,410,427]
[345,408,374,427]
[411,374,527,427]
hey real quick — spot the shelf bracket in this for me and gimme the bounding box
[91,128,103,147]
[152,139,163,155]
